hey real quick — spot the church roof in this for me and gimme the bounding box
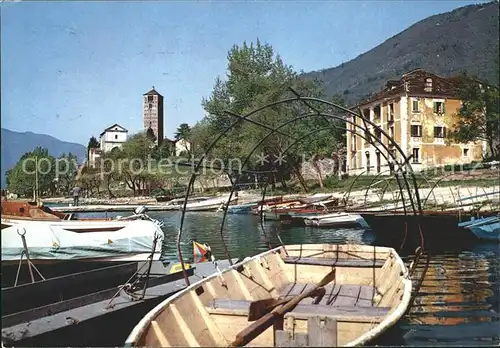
[143,87,162,96]
[100,123,128,136]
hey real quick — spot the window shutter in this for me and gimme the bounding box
[443,127,447,138]
[433,103,438,113]
[442,103,445,114]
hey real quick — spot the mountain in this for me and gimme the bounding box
[0,128,87,188]
[303,1,499,105]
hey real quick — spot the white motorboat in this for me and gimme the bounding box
[162,196,237,211]
[304,212,369,229]
[1,214,164,265]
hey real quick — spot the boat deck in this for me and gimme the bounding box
[204,253,391,334]
[206,281,389,323]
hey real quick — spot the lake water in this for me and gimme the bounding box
[74,209,500,346]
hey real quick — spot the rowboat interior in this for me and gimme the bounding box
[127,243,411,347]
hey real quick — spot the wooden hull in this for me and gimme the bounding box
[1,200,67,220]
[126,244,411,347]
[2,259,238,346]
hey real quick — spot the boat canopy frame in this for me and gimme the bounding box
[174,87,427,289]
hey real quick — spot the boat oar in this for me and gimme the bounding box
[230,269,336,347]
[247,286,326,321]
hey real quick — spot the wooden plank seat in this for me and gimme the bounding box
[282,256,385,268]
[205,299,390,323]
[279,283,376,307]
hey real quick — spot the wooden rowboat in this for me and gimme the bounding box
[125,243,412,347]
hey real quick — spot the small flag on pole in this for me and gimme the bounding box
[192,240,212,263]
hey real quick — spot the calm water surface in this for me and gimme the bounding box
[80,209,500,346]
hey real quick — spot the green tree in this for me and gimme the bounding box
[200,39,326,190]
[78,165,102,196]
[55,152,79,195]
[87,136,99,151]
[449,72,500,159]
[297,94,347,188]
[174,123,191,141]
[6,147,56,197]
[146,127,157,143]
[190,118,214,157]
[151,143,172,161]
[99,150,120,199]
[116,132,156,196]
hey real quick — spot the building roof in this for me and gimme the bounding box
[352,69,463,109]
[143,86,162,96]
[99,123,128,136]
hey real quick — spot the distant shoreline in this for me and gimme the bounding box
[39,183,499,211]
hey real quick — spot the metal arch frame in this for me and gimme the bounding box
[420,170,495,211]
[363,171,438,211]
[421,173,457,208]
[248,125,403,251]
[415,173,439,209]
[377,176,401,210]
[175,91,424,286]
[215,111,414,264]
[343,170,366,207]
[363,169,399,209]
[360,153,418,213]
[252,126,350,252]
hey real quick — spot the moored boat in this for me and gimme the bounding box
[458,216,500,241]
[1,258,238,347]
[0,199,159,226]
[1,218,164,266]
[304,212,370,229]
[162,196,238,211]
[358,210,500,250]
[0,199,110,225]
[224,202,259,214]
[125,243,411,347]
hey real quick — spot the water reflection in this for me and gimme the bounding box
[402,245,500,345]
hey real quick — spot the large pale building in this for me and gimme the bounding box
[346,69,484,175]
[143,87,164,144]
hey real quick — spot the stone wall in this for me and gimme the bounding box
[300,158,343,180]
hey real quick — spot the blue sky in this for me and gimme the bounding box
[1,0,487,145]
